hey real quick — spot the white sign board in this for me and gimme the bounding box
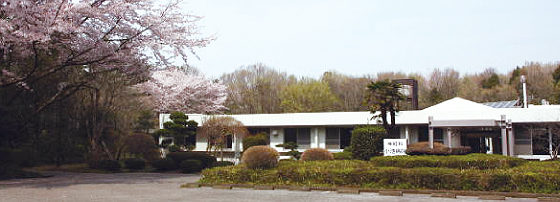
[383,139,407,156]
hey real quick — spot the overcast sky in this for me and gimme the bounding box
[181,0,560,79]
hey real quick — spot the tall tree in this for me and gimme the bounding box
[279,79,341,113]
[321,71,369,111]
[366,80,405,130]
[136,67,228,114]
[0,0,212,168]
[425,68,461,105]
[220,64,293,114]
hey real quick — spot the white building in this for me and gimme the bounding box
[159,97,560,160]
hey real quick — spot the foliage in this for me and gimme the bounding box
[321,71,370,111]
[220,64,292,114]
[201,157,560,194]
[276,142,301,160]
[180,159,203,173]
[0,0,212,168]
[405,142,471,156]
[241,146,279,169]
[370,154,524,169]
[124,158,146,170]
[425,68,461,105]
[333,150,353,160]
[199,116,248,159]
[279,79,341,113]
[481,73,500,89]
[98,160,121,172]
[365,80,405,130]
[166,152,217,169]
[135,110,156,134]
[151,158,177,171]
[124,133,159,161]
[136,68,227,113]
[212,161,235,167]
[242,133,269,151]
[350,126,386,160]
[300,148,334,161]
[155,112,198,148]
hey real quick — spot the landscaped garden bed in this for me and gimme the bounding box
[199,154,560,194]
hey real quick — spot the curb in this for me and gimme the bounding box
[183,183,560,200]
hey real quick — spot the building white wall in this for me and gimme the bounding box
[269,128,285,152]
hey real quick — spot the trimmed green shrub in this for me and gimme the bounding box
[370,153,525,169]
[124,158,146,170]
[151,158,177,171]
[166,152,217,168]
[243,133,269,151]
[405,141,471,155]
[212,161,235,167]
[333,150,353,160]
[98,159,121,171]
[180,159,203,173]
[200,159,560,193]
[350,126,386,160]
[301,148,334,161]
[241,145,279,169]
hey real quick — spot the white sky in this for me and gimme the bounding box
[180,0,560,79]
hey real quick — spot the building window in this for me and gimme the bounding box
[225,134,233,149]
[434,128,443,143]
[326,128,352,149]
[284,128,310,149]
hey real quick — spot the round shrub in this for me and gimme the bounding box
[212,161,235,167]
[124,158,146,170]
[241,145,279,169]
[151,158,177,171]
[180,159,203,173]
[350,126,387,160]
[98,159,121,171]
[301,148,334,161]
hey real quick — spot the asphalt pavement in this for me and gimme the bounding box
[0,172,540,202]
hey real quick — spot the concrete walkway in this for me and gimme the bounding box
[0,172,540,202]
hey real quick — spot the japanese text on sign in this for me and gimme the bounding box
[383,139,407,156]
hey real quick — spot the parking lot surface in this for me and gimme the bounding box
[0,172,539,202]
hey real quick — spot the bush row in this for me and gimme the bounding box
[166,152,217,169]
[200,160,560,193]
[406,142,471,155]
[370,153,525,169]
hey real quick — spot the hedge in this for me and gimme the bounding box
[180,159,203,173]
[199,158,560,193]
[370,153,525,169]
[166,152,216,168]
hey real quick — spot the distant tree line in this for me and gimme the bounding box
[220,62,560,114]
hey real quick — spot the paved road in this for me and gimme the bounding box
[0,172,539,202]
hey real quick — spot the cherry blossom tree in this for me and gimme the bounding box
[0,0,213,167]
[137,68,228,114]
[0,0,213,111]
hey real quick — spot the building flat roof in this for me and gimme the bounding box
[160,97,560,128]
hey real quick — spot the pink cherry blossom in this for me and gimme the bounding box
[136,68,228,114]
